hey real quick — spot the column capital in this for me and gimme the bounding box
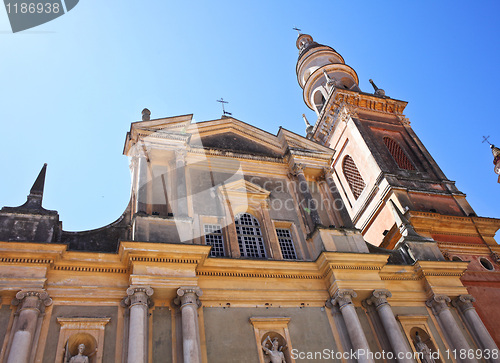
[426,294,451,314]
[129,155,139,171]
[175,149,188,164]
[174,286,202,308]
[12,289,52,311]
[332,289,357,309]
[365,289,392,309]
[323,166,334,176]
[452,294,476,313]
[123,286,154,308]
[324,298,334,309]
[292,163,305,175]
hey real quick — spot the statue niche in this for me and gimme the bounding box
[261,332,289,363]
[410,328,440,363]
[63,333,97,363]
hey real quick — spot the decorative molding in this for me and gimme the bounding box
[381,275,421,281]
[130,256,200,264]
[0,257,53,264]
[189,145,285,163]
[53,265,129,274]
[196,270,321,279]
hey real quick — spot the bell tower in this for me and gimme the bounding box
[295,33,500,346]
[296,33,360,116]
[295,33,478,246]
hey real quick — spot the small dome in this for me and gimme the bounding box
[296,33,339,62]
[491,144,500,158]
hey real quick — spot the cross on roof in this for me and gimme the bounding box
[216,98,232,116]
[482,135,492,145]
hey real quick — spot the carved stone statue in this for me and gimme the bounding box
[262,335,286,363]
[68,343,89,363]
[414,333,435,363]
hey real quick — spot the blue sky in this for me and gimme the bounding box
[0,0,499,231]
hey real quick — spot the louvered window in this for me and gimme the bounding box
[235,213,266,258]
[342,155,365,199]
[383,137,415,170]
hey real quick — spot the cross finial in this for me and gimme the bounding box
[482,135,492,145]
[293,27,302,35]
[216,98,232,116]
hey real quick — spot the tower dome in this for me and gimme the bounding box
[491,144,500,183]
[296,33,360,115]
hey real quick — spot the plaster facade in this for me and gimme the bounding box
[0,33,499,363]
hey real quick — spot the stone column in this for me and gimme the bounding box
[7,290,52,363]
[123,286,154,363]
[175,149,189,218]
[175,287,202,363]
[325,299,355,363]
[332,289,374,363]
[427,295,478,363]
[453,295,499,360]
[323,167,354,228]
[365,290,413,363]
[293,164,322,227]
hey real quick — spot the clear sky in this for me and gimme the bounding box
[0,0,499,231]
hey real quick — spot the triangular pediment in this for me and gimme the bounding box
[189,118,284,157]
[278,128,334,156]
[218,178,270,198]
[124,114,194,155]
[131,114,193,132]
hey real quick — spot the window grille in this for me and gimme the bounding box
[235,213,266,258]
[276,228,297,260]
[342,155,365,199]
[383,137,415,170]
[203,224,225,257]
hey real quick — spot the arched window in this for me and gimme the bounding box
[342,155,365,199]
[383,137,415,170]
[235,213,266,258]
[313,89,326,114]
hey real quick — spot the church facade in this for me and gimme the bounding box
[0,33,499,363]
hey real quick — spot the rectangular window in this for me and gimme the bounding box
[276,228,297,260]
[204,224,225,257]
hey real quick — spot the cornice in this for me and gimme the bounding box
[316,251,389,277]
[408,211,500,242]
[197,270,321,280]
[379,265,420,281]
[52,265,129,274]
[331,89,408,115]
[0,257,54,264]
[437,241,490,250]
[189,146,285,163]
[414,260,468,278]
